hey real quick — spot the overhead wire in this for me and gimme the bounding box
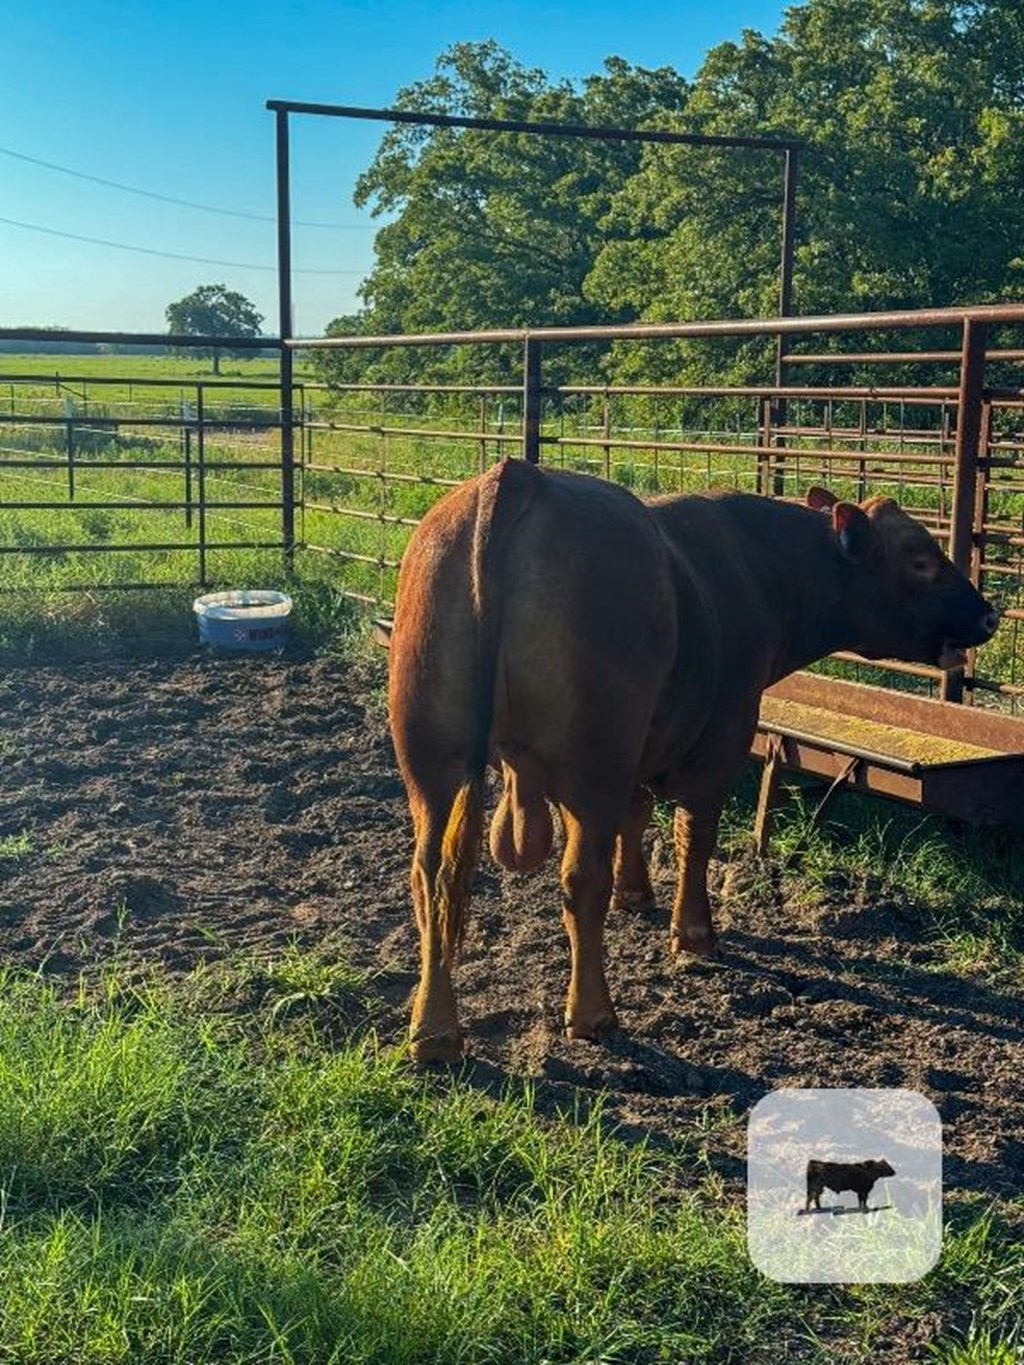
[0,215,363,275]
[0,144,374,230]
[0,142,372,542]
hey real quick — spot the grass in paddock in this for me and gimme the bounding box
[0,352,316,389]
[0,576,362,663]
[709,766,1024,981]
[0,950,1019,1365]
[0,611,1018,1361]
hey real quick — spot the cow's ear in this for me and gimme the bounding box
[807,485,838,512]
[833,502,876,560]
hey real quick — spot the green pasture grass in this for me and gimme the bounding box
[930,1323,1023,1364]
[0,951,1019,1364]
[0,353,317,384]
[0,354,320,441]
[0,575,360,663]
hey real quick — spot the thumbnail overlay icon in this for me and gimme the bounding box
[747,1088,941,1283]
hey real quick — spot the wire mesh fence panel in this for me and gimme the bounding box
[300,380,522,603]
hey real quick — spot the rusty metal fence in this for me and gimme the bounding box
[0,332,295,591]
[1,309,1023,715]
[294,305,1024,716]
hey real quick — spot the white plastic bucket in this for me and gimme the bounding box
[193,589,293,651]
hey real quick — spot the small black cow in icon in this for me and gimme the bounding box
[805,1158,895,1212]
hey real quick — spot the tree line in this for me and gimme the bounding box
[313,0,1024,388]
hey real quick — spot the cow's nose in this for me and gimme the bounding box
[981,605,1001,637]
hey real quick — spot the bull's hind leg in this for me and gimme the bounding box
[670,799,724,957]
[558,807,620,1041]
[667,720,758,957]
[406,776,474,1064]
[612,786,656,913]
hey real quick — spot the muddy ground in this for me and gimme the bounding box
[0,649,1021,1207]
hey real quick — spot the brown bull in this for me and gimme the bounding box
[388,459,998,1061]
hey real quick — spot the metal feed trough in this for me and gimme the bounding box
[753,673,1024,849]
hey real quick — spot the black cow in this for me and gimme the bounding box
[805,1158,896,1211]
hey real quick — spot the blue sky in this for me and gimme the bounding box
[1,0,788,336]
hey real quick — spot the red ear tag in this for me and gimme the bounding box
[833,503,857,535]
[833,502,870,558]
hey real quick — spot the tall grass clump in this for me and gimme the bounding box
[709,766,1024,976]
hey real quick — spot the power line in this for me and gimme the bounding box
[0,215,364,275]
[0,145,374,230]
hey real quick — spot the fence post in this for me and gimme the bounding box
[770,148,798,497]
[857,399,868,501]
[941,317,988,703]
[775,147,797,384]
[275,107,296,570]
[602,390,612,481]
[298,381,308,549]
[522,336,542,464]
[964,397,994,706]
[182,398,194,530]
[196,384,207,587]
[757,397,772,496]
[970,399,992,592]
[63,396,75,501]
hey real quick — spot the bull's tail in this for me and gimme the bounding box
[433,460,539,967]
[435,778,485,968]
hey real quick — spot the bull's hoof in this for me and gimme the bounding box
[564,1011,619,1042]
[410,1029,464,1064]
[670,927,719,957]
[611,890,658,916]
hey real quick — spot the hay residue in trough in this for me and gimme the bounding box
[758,696,1002,767]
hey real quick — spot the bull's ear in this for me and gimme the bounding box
[833,502,876,560]
[807,485,838,512]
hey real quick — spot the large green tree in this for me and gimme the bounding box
[588,0,1024,380]
[320,4,1024,389]
[166,284,264,374]
[316,42,689,385]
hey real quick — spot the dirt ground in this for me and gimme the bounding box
[0,649,1021,1207]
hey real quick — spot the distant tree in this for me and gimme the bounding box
[165,284,264,373]
[0,329,102,355]
[308,313,365,384]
